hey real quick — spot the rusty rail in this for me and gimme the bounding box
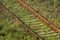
[18,0,60,32]
[0,3,43,40]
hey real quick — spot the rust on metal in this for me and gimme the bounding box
[18,0,60,32]
[0,3,43,40]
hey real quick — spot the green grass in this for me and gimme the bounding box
[0,0,60,40]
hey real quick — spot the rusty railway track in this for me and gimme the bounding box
[0,3,43,40]
[18,0,60,32]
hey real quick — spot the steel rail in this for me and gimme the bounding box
[18,0,60,32]
[0,3,43,40]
